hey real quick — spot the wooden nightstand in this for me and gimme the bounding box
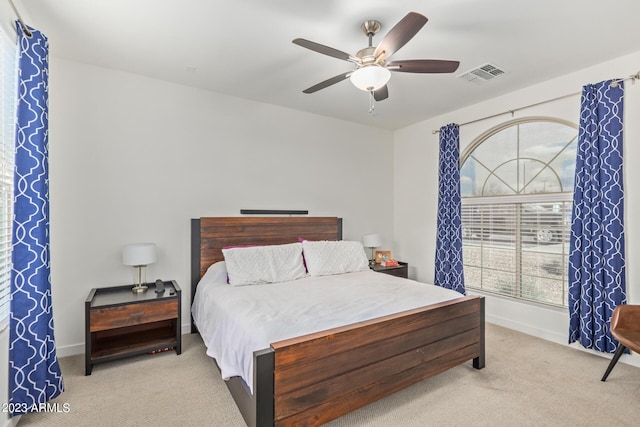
[372,262,408,279]
[85,280,181,375]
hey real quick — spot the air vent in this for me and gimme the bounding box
[457,63,506,84]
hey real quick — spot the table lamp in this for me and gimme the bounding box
[123,243,157,293]
[362,233,382,266]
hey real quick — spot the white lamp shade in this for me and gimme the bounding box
[123,243,157,266]
[362,234,382,248]
[350,66,391,91]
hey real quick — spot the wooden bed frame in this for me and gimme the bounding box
[191,217,485,427]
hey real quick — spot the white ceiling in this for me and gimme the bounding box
[18,0,640,130]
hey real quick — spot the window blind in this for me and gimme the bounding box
[462,199,571,307]
[0,27,16,329]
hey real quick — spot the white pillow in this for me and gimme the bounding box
[203,261,228,285]
[302,240,370,277]
[222,243,307,286]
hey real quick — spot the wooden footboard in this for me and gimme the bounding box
[263,295,484,427]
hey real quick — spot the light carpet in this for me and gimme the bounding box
[18,324,640,426]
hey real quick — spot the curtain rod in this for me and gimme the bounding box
[432,71,640,134]
[8,0,32,38]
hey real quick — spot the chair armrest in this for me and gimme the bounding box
[611,305,640,330]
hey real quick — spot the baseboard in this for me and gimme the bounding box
[567,342,640,368]
[2,414,20,427]
[487,313,640,369]
[56,323,194,358]
[486,312,567,344]
[56,343,83,358]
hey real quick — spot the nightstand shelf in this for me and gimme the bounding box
[372,261,408,279]
[85,280,181,375]
[90,324,177,361]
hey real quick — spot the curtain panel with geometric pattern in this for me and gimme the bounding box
[9,22,63,416]
[434,123,465,295]
[568,79,626,353]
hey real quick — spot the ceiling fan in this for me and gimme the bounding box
[293,12,460,102]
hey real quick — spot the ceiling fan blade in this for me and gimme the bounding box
[293,38,359,64]
[374,85,389,101]
[302,71,352,94]
[373,12,428,62]
[387,59,460,73]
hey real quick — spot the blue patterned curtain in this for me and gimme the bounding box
[9,23,63,416]
[568,80,626,353]
[434,123,465,295]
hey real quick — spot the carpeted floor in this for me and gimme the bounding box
[18,324,640,426]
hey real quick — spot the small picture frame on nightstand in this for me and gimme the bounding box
[375,250,392,264]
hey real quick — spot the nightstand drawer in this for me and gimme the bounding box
[372,262,408,279]
[378,267,407,278]
[90,299,178,332]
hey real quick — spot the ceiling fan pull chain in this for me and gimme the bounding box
[369,91,375,114]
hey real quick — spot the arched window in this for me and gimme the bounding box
[460,118,577,306]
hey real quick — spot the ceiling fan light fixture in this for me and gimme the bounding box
[350,66,391,92]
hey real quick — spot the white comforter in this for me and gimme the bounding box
[191,263,463,394]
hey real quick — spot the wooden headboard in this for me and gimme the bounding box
[190,216,342,332]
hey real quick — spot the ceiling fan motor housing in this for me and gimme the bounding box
[356,46,380,66]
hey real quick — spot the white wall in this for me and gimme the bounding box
[393,50,640,365]
[47,57,394,356]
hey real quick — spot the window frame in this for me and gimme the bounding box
[460,117,578,308]
[0,25,16,330]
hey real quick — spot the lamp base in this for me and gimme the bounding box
[131,284,148,293]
